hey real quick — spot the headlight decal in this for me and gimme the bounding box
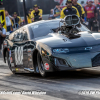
[53,48,69,53]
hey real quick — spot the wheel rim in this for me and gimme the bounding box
[39,56,45,75]
[40,61,45,71]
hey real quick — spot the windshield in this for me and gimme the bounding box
[30,20,90,38]
[30,21,60,38]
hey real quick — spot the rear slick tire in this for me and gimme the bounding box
[6,51,16,74]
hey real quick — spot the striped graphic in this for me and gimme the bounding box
[15,47,23,65]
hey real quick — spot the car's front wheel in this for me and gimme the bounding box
[37,53,48,77]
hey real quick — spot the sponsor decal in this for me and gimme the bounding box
[44,63,49,70]
[15,47,23,65]
[15,68,20,71]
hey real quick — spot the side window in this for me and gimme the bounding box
[31,24,51,38]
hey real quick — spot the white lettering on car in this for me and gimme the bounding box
[15,47,23,65]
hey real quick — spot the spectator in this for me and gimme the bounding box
[96,0,100,32]
[72,0,85,22]
[84,0,97,31]
[48,9,55,20]
[5,10,13,32]
[0,23,6,52]
[11,12,23,29]
[53,3,62,18]
[27,9,32,24]
[31,4,43,22]
[60,0,80,19]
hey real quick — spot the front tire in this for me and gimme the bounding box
[37,53,48,77]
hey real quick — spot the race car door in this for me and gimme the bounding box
[13,29,28,68]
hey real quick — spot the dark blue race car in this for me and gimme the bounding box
[2,15,100,77]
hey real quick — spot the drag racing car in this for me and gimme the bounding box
[2,15,100,77]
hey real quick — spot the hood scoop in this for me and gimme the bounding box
[58,15,81,39]
[58,27,81,39]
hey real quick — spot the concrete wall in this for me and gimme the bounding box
[3,0,18,16]
[2,0,95,17]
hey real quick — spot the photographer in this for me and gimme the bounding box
[0,23,6,52]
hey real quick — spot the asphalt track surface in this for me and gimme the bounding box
[0,53,100,100]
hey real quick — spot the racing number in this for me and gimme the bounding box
[15,47,23,65]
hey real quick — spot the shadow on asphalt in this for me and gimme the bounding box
[1,54,100,80]
[13,68,100,80]
[0,55,100,79]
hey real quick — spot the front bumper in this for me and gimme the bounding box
[51,52,100,70]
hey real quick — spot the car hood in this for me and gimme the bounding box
[35,31,100,48]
